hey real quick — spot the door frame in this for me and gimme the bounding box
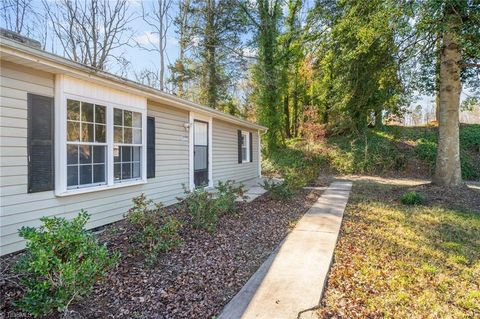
[189,112,213,190]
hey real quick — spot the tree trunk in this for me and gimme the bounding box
[433,30,462,187]
[284,94,291,138]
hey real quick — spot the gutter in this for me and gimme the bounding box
[0,36,267,131]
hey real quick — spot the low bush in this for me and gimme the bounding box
[178,186,217,232]
[178,181,245,232]
[214,180,246,215]
[126,194,182,266]
[400,191,424,205]
[14,211,119,317]
[260,178,294,199]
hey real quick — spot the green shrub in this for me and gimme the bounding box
[214,180,246,215]
[125,194,182,266]
[260,178,294,199]
[14,211,119,317]
[401,191,424,205]
[178,186,218,232]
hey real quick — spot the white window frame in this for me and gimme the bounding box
[55,91,147,197]
[241,131,250,163]
[189,112,213,190]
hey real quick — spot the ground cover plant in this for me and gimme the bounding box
[265,124,480,181]
[12,211,119,317]
[318,180,480,318]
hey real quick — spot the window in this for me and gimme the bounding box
[241,131,250,163]
[62,98,145,194]
[66,100,107,189]
[113,108,142,182]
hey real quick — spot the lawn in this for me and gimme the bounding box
[318,179,480,318]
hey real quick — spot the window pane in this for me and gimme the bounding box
[124,127,132,143]
[122,146,131,162]
[95,124,106,143]
[132,163,141,178]
[81,123,94,142]
[124,110,132,127]
[93,164,106,183]
[194,146,207,170]
[133,128,142,144]
[114,126,123,143]
[80,165,92,184]
[67,166,78,186]
[241,134,246,147]
[81,102,94,122]
[133,112,142,128]
[95,105,106,124]
[122,163,131,179]
[67,121,80,141]
[67,100,80,121]
[79,145,92,164]
[242,147,247,161]
[67,145,78,164]
[93,146,105,163]
[114,146,120,163]
[114,108,123,125]
[194,121,208,146]
[133,146,141,161]
[114,163,121,180]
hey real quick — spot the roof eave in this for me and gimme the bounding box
[0,36,267,131]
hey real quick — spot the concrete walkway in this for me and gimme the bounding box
[237,177,282,203]
[219,181,353,319]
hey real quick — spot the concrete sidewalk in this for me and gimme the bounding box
[219,180,353,319]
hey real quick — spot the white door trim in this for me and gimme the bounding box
[189,112,213,190]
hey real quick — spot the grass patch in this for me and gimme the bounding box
[319,181,480,318]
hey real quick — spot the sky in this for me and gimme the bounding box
[1,0,476,123]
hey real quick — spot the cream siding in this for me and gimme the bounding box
[0,60,261,256]
[212,118,260,184]
[0,62,191,255]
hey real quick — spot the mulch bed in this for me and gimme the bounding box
[1,189,322,319]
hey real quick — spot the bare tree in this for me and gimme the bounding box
[134,68,161,89]
[136,0,173,91]
[42,0,134,70]
[1,0,34,34]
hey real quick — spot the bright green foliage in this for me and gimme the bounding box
[309,0,409,133]
[214,180,246,215]
[245,0,284,149]
[125,194,182,266]
[14,211,119,317]
[401,191,424,205]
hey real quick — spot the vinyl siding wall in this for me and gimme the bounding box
[0,62,190,255]
[212,118,259,184]
[0,61,260,256]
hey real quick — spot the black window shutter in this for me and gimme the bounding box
[237,130,242,164]
[249,132,253,162]
[147,116,156,178]
[28,94,54,193]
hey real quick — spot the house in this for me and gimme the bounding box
[0,31,266,256]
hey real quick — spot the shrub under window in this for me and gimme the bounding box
[14,211,119,316]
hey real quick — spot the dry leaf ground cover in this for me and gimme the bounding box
[1,188,321,318]
[318,179,480,318]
